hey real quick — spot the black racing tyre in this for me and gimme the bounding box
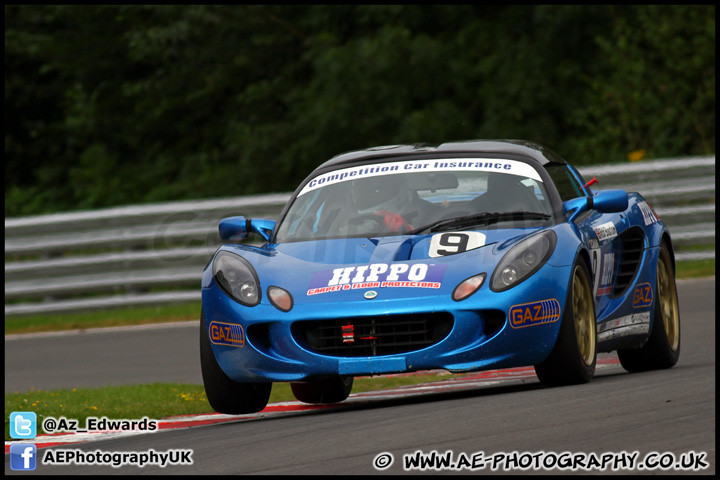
[535,259,597,386]
[200,312,271,414]
[617,243,680,372]
[291,376,354,404]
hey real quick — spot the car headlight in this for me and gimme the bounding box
[212,251,261,306]
[490,231,556,292]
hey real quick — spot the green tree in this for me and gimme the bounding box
[573,5,715,161]
[5,5,715,217]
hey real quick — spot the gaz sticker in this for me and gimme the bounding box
[633,283,653,308]
[509,299,561,329]
[429,231,486,258]
[209,321,245,347]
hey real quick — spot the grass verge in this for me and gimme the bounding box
[675,258,715,279]
[5,302,202,336]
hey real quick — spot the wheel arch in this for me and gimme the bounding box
[660,230,676,274]
[575,246,594,289]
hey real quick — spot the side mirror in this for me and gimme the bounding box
[564,189,628,222]
[219,216,276,242]
[592,189,629,213]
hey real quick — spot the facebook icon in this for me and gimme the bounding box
[10,444,37,471]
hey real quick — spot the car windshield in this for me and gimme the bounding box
[275,157,553,242]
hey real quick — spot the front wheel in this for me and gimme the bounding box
[617,243,680,372]
[291,376,354,404]
[535,259,597,386]
[200,312,271,414]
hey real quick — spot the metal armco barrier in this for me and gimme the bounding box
[5,156,715,316]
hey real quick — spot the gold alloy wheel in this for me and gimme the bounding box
[657,249,680,352]
[572,266,596,366]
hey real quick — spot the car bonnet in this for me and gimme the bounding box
[221,227,545,304]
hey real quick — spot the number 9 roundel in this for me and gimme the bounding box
[429,232,486,258]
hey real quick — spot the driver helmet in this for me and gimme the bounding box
[353,174,412,214]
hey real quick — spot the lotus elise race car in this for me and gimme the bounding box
[200,140,680,414]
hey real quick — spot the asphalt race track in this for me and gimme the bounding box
[5,277,715,475]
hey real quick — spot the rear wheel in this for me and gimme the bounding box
[617,243,680,372]
[200,312,271,414]
[291,376,354,404]
[535,259,597,386]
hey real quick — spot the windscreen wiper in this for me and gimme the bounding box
[409,211,551,234]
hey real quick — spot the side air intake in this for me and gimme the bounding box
[612,227,645,297]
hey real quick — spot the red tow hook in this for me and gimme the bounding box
[342,323,355,344]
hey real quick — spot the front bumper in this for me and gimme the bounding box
[201,262,572,383]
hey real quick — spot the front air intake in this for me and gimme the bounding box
[292,312,454,357]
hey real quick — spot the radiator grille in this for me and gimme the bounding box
[292,313,454,357]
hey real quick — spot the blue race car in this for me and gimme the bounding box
[200,140,681,414]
